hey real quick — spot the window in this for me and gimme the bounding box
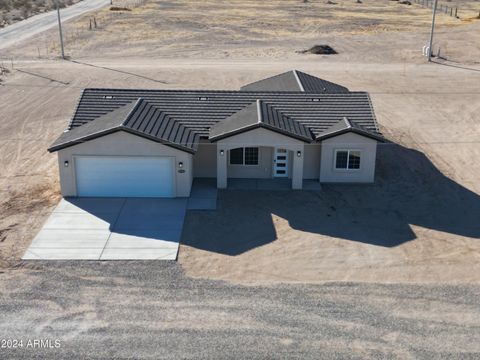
[244,147,259,165]
[229,147,259,165]
[230,148,244,165]
[335,150,361,170]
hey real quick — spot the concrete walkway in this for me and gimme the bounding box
[187,178,217,210]
[227,178,322,191]
[23,197,187,260]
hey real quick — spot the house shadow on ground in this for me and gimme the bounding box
[181,143,480,255]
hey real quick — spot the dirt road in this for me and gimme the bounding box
[0,0,110,51]
[0,262,479,359]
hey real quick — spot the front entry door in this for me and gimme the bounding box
[273,148,288,177]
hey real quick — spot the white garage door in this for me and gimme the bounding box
[75,156,174,197]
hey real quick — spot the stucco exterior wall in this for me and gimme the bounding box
[303,143,321,179]
[57,131,193,197]
[319,132,377,183]
[227,146,272,178]
[215,127,305,189]
[193,139,216,178]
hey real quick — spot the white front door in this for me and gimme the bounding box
[75,156,175,197]
[273,148,288,178]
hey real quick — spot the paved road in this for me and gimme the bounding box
[0,262,479,359]
[0,0,110,51]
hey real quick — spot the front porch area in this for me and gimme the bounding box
[193,178,321,192]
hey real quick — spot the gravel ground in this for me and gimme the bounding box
[0,262,479,359]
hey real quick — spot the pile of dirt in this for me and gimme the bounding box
[298,45,338,55]
[109,6,131,11]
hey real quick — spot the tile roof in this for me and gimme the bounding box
[48,71,381,153]
[49,98,200,152]
[240,70,349,93]
[209,100,313,142]
[316,117,384,142]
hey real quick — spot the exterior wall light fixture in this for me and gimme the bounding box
[220,149,225,156]
[297,151,302,157]
[178,162,183,168]
[64,160,69,167]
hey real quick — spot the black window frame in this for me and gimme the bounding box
[229,147,259,166]
[335,150,361,170]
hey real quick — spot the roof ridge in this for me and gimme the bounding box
[292,70,305,92]
[81,88,367,95]
[261,101,294,122]
[256,99,262,124]
[342,116,352,129]
[121,97,147,126]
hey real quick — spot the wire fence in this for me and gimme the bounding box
[410,0,459,18]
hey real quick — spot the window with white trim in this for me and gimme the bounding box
[229,147,259,165]
[335,150,361,170]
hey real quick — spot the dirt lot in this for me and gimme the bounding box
[2,0,480,61]
[1,262,479,359]
[0,0,479,284]
[0,2,479,357]
[0,55,479,284]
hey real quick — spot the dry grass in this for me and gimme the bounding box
[4,0,479,59]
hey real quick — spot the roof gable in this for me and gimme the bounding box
[240,70,349,93]
[48,98,199,153]
[209,100,313,142]
[316,117,384,142]
[49,70,382,153]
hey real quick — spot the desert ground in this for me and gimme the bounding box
[1,0,480,356]
[1,55,479,284]
[1,263,480,359]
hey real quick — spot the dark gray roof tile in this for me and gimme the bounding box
[49,98,199,153]
[49,71,382,153]
[317,117,384,142]
[209,100,313,142]
[240,70,349,93]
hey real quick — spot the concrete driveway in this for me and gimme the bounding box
[22,197,187,260]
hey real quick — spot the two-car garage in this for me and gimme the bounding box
[55,131,193,198]
[75,156,175,198]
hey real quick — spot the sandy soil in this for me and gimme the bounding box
[2,0,480,62]
[1,262,479,358]
[0,1,479,284]
[0,54,479,284]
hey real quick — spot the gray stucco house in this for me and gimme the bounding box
[48,70,384,198]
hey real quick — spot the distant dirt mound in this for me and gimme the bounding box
[110,6,132,11]
[298,45,338,55]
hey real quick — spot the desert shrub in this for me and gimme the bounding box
[0,0,11,11]
[110,6,131,11]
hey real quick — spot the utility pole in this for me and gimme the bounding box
[56,2,65,59]
[427,0,438,62]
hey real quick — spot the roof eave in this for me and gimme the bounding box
[209,123,312,143]
[316,128,385,142]
[48,128,197,154]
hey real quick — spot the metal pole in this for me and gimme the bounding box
[427,0,438,62]
[56,3,65,59]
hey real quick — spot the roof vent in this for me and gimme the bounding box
[103,95,114,99]
[198,96,209,101]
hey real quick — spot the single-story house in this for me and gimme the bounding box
[48,70,384,198]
